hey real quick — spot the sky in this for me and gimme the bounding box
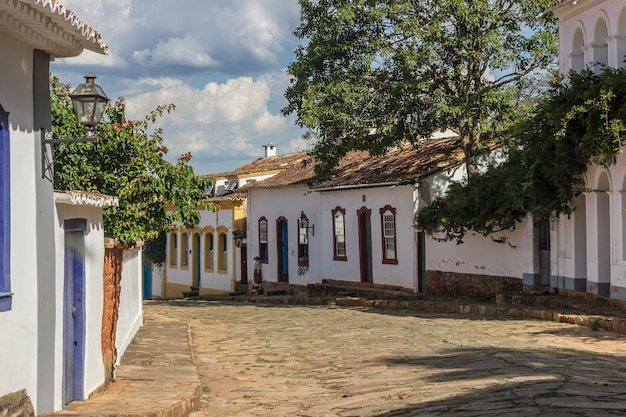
[51,0,308,175]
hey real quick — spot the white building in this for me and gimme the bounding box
[160,146,305,297]
[244,136,524,296]
[549,0,626,299]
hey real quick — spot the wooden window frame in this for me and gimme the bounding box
[258,217,268,263]
[217,226,228,274]
[204,227,214,272]
[180,231,189,270]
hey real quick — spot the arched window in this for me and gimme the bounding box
[218,227,228,273]
[572,28,586,72]
[258,217,268,263]
[380,205,398,265]
[180,230,189,269]
[332,206,347,261]
[593,18,609,70]
[169,231,178,268]
[204,228,214,272]
[617,8,626,68]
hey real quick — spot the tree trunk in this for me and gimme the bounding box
[460,120,480,178]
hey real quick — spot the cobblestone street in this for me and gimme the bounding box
[149,301,626,416]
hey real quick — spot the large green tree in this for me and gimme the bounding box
[50,75,212,261]
[283,0,558,179]
[415,68,626,243]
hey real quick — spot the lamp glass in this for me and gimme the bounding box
[70,72,109,133]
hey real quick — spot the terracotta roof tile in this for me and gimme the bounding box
[245,135,500,191]
[200,152,307,179]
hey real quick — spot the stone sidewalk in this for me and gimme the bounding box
[52,307,201,417]
[52,296,626,416]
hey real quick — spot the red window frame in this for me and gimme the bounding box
[258,217,268,263]
[332,206,347,261]
[379,205,398,265]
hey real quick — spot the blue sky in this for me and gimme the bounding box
[52,0,307,175]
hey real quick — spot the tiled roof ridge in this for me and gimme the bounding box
[200,151,308,178]
[33,0,109,54]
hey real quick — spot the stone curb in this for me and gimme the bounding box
[338,297,626,333]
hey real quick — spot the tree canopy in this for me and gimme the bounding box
[415,68,626,243]
[283,0,558,179]
[50,75,212,261]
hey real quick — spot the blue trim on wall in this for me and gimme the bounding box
[0,104,11,312]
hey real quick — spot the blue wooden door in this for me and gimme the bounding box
[143,258,152,300]
[63,222,86,404]
[277,219,289,282]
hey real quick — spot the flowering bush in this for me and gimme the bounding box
[51,75,214,262]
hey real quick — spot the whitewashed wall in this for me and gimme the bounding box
[116,247,143,364]
[318,185,418,290]
[426,226,529,279]
[0,36,46,413]
[165,207,236,294]
[247,185,322,287]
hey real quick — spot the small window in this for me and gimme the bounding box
[169,232,178,268]
[180,231,189,269]
[380,205,398,265]
[332,207,347,261]
[298,214,310,266]
[259,217,268,263]
[204,230,214,272]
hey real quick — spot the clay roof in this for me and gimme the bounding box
[314,137,471,190]
[0,0,109,58]
[244,135,497,191]
[200,152,307,179]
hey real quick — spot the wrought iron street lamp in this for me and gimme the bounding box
[69,72,109,137]
[299,211,315,237]
[42,72,109,183]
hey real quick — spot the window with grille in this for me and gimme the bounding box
[259,217,268,262]
[332,207,347,261]
[380,206,398,264]
[298,215,309,266]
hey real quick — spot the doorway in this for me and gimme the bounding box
[63,219,86,405]
[276,218,289,282]
[240,244,248,284]
[192,232,201,290]
[358,207,373,283]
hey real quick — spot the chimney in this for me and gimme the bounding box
[263,143,277,157]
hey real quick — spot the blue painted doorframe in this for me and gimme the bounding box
[63,219,86,405]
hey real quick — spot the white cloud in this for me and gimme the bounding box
[134,34,221,68]
[52,0,306,174]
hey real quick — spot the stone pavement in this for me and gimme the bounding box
[54,296,626,417]
[52,308,200,417]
